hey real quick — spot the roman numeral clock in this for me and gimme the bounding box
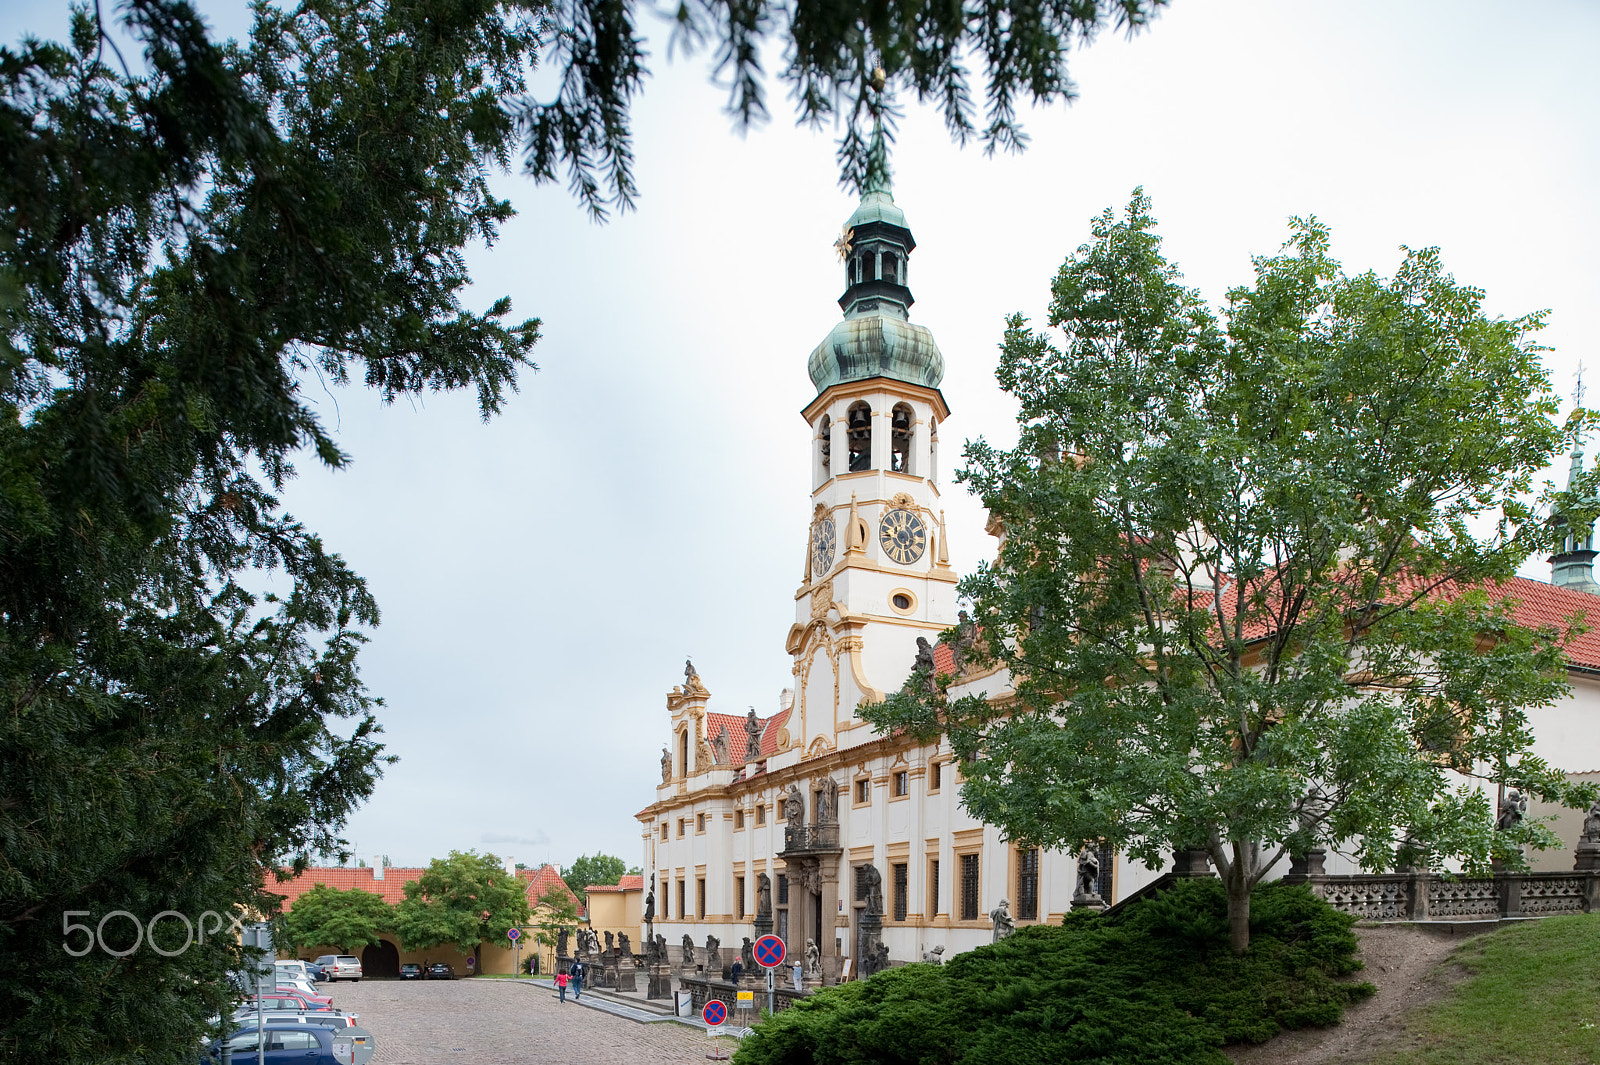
[878,507,927,565]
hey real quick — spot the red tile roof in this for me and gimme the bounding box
[265,866,425,910]
[586,874,644,894]
[705,708,789,761]
[932,642,956,676]
[266,862,583,918]
[1499,576,1600,669]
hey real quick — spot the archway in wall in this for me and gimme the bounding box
[362,938,399,977]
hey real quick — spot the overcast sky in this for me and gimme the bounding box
[6,1,1598,873]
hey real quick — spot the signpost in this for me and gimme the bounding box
[703,999,729,1061]
[508,927,521,977]
[753,934,785,1017]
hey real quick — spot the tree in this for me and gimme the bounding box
[1,2,538,1058]
[866,191,1598,954]
[284,885,394,955]
[392,851,531,967]
[561,853,633,906]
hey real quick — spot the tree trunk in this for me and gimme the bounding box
[1226,874,1251,955]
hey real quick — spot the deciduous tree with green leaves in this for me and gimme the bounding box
[530,883,582,963]
[561,853,637,906]
[284,884,395,955]
[866,191,1598,954]
[391,851,531,967]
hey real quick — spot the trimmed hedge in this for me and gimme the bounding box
[734,879,1374,1065]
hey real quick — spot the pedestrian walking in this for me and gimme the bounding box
[556,969,569,1003]
[570,958,586,1000]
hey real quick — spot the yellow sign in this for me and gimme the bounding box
[736,991,754,1005]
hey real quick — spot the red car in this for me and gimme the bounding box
[257,989,333,1011]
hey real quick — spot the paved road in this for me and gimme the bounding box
[327,978,723,1064]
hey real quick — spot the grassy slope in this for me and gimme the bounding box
[1371,913,1600,1065]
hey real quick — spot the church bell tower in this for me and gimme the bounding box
[784,124,959,757]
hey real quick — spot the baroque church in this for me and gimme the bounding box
[634,149,1600,983]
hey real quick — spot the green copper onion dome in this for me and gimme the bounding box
[807,119,944,394]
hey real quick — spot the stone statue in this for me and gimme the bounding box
[816,777,837,824]
[859,939,889,977]
[644,887,655,924]
[712,726,730,765]
[860,863,884,915]
[705,934,721,972]
[1497,788,1528,832]
[661,745,673,782]
[785,783,806,828]
[681,933,696,967]
[1076,846,1101,898]
[618,932,630,956]
[805,938,819,975]
[557,928,569,957]
[745,709,762,761]
[914,636,937,674]
[921,945,945,964]
[1583,798,1600,844]
[685,658,701,691]
[756,872,773,918]
[741,937,755,973]
[990,897,1014,942]
[654,933,668,964]
[949,610,978,674]
[604,930,615,954]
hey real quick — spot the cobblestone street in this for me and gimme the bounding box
[329,978,725,1064]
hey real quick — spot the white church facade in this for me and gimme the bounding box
[634,161,1600,982]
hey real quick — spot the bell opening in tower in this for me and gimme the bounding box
[847,402,872,472]
[819,415,831,478]
[890,404,913,473]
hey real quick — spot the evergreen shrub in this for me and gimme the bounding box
[733,880,1373,1065]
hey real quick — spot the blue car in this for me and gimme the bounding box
[204,1022,354,1064]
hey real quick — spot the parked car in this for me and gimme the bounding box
[276,958,323,982]
[424,961,455,980]
[398,963,423,981]
[202,1022,358,1064]
[249,992,333,1012]
[270,981,334,1007]
[312,954,364,982]
[232,1008,360,1028]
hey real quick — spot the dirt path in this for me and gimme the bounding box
[1224,923,1480,1065]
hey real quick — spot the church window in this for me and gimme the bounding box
[756,804,766,825]
[677,818,686,838]
[928,858,941,916]
[882,252,899,284]
[960,853,980,921]
[697,813,706,833]
[854,863,872,905]
[736,876,746,919]
[677,879,686,918]
[891,593,911,610]
[892,771,909,797]
[735,808,745,829]
[1016,847,1040,921]
[777,874,789,904]
[662,876,670,917]
[818,415,831,477]
[890,404,913,472]
[679,729,689,778]
[929,761,942,792]
[697,878,706,920]
[660,822,668,841]
[854,778,872,805]
[929,419,938,482]
[847,403,872,471]
[892,863,908,921]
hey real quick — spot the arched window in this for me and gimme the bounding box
[890,404,913,473]
[929,419,938,482]
[847,402,872,472]
[679,729,689,778]
[818,415,831,478]
[882,252,898,284]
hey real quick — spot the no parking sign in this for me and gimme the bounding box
[702,999,727,1026]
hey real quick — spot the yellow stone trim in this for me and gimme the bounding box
[887,587,919,616]
[952,828,984,848]
[886,841,911,860]
[801,379,952,423]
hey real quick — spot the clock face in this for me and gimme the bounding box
[811,517,837,575]
[879,508,927,565]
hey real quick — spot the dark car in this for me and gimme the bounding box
[399,963,423,981]
[203,1022,357,1064]
[425,961,455,980]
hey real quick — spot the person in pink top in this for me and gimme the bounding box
[555,970,570,1003]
